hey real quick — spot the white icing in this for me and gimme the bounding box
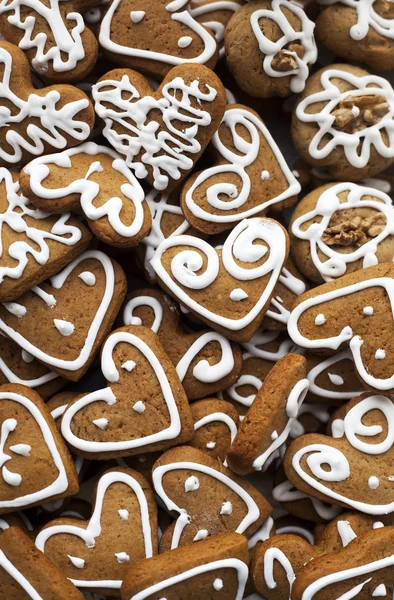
[0,548,45,599]
[307,350,364,401]
[115,552,130,563]
[220,501,233,515]
[189,0,241,57]
[368,476,380,489]
[122,295,163,333]
[315,314,326,325]
[193,529,208,541]
[230,288,248,301]
[318,0,394,41]
[92,418,108,430]
[247,516,274,549]
[68,555,85,569]
[130,10,145,23]
[194,412,238,449]
[133,401,145,414]
[263,547,296,593]
[337,520,357,546]
[53,319,74,337]
[79,271,96,286]
[185,475,200,492]
[363,306,374,315]
[272,479,341,520]
[118,509,129,521]
[176,331,235,383]
[375,349,386,360]
[213,577,223,590]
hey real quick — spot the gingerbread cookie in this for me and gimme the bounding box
[0,526,85,599]
[99,0,218,78]
[225,0,317,98]
[35,467,158,594]
[287,262,394,392]
[315,0,394,71]
[151,217,289,343]
[21,142,151,248]
[262,258,307,330]
[61,326,194,459]
[190,398,239,462]
[227,354,308,475]
[121,532,249,600]
[0,383,79,514]
[152,445,272,551]
[122,288,242,400]
[306,351,365,404]
[0,250,127,382]
[0,41,95,168]
[180,104,300,235]
[290,182,394,283]
[292,64,394,181]
[189,0,243,57]
[93,64,226,193]
[0,168,91,303]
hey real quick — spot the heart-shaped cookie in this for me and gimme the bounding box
[190,398,239,463]
[0,168,91,302]
[0,41,95,168]
[288,262,394,392]
[151,217,289,342]
[92,63,226,193]
[35,467,158,594]
[0,250,127,381]
[306,350,365,404]
[61,326,194,459]
[180,104,300,235]
[122,288,242,400]
[284,392,394,515]
[99,0,218,78]
[0,383,79,514]
[20,142,151,248]
[152,445,272,551]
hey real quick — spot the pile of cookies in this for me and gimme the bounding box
[1,0,394,598]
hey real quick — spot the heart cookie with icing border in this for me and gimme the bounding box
[190,398,239,463]
[151,217,289,343]
[35,467,158,594]
[61,326,194,459]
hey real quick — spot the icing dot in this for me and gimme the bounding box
[115,552,130,563]
[133,401,146,414]
[368,476,379,490]
[292,169,300,178]
[206,441,216,449]
[373,521,384,529]
[122,360,136,372]
[185,475,199,492]
[193,529,208,541]
[3,302,26,317]
[213,578,224,591]
[118,509,129,521]
[130,316,143,326]
[363,306,374,316]
[314,314,326,326]
[388,475,394,481]
[327,373,344,386]
[54,319,74,337]
[351,106,360,118]
[92,418,108,430]
[261,170,270,181]
[2,466,22,486]
[21,350,34,363]
[9,444,31,456]
[178,36,193,48]
[372,584,387,597]
[271,430,278,440]
[220,501,233,515]
[130,10,145,22]
[375,349,386,360]
[230,288,248,301]
[68,555,85,568]
[331,418,345,438]
[79,271,96,286]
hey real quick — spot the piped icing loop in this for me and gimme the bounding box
[317,0,394,41]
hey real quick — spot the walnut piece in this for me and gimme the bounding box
[322,212,386,247]
[331,94,390,133]
[271,43,304,72]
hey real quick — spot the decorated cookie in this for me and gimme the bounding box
[93,64,226,193]
[225,0,317,98]
[151,217,290,343]
[0,41,95,168]
[121,532,249,600]
[152,445,272,551]
[287,262,394,392]
[0,335,65,400]
[290,182,394,283]
[180,104,300,235]
[35,467,158,594]
[284,392,394,515]
[20,142,151,248]
[190,398,239,462]
[0,526,85,599]
[262,259,307,330]
[98,0,218,78]
[189,0,243,57]
[0,383,79,514]
[61,326,194,459]
[315,0,394,71]
[122,288,243,400]
[227,354,308,475]
[0,250,127,382]
[292,64,394,181]
[0,168,91,303]
[306,351,365,404]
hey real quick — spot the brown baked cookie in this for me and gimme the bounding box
[0,250,127,382]
[0,168,91,302]
[287,262,394,393]
[0,511,28,533]
[121,532,249,600]
[291,63,394,181]
[190,398,239,462]
[227,354,308,475]
[0,335,65,400]
[190,0,243,57]
[20,142,151,248]
[315,0,394,71]
[93,64,226,193]
[122,288,242,400]
[262,258,308,330]
[61,326,194,459]
[180,103,300,235]
[0,383,79,514]
[284,392,394,515]
[152,445,272,551]
[0,526,85,599]
[289,182,394,283]
[98,0,218,78]
[225,0,317,98]
[0,42,95,169]
[151,217,289,343]
[306,351,365,405]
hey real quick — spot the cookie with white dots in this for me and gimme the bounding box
[190,398,239,462]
